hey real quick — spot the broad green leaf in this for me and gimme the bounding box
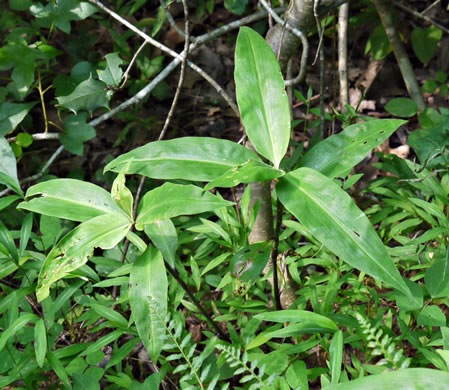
[443,327,449,350]
[328,368,449,390]
[235,27,290,168]
[144,219,178,268]
[276,168,411,298]
[299,119,406,178]
[0,102,37,136]
[0,313,39,351]
[330,330,343,384]
[224,0,248,15]
[56,78,110,115]
[411,26,442,64]
[136,183,233,229]
[129,246,168,362]
[60,113,96,156]
[365,24,391,60]
[111,168,134,218]
[18,179,126,222]
[425,246,449,298]
[205,159,284,190]
[34,319,47,368]
[385,98,418,118]
[104,137,260,181]
[0,136,23,196]
[417,305,446,327]
[30,0,97,34]
[285,361,308,390]
[73,373,100,390]
[16,132,33,147]
[407,123,449,168]
[0,260,18,279]
[97,53,124,87]
[396,278,423,312]
[254,310,338,331]
[0,44,41,98]
[0,195,20,212]
[419,107,441,128]
[36,213,131,302]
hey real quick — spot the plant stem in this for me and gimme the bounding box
[372,0,426,112]
[164,260,230,342]
[271,199,283,310]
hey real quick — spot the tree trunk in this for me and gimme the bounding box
[248,0,315,308]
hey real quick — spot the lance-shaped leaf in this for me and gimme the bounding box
[425,246,449,298]
[136,183,233,229]
[205,159,284,190]
[254,310,338,331]
[104,137,260,182]
[235,27,290,168]
[18,179,126,222]
[144,219,177,268]
[36,213,131,302]
[129,246,167,363]
[299,119,407,178]
[328,368,449,390]
[276,168,411,298]
[0,136,23,196]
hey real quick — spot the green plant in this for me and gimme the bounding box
[0,25,442,388]
[2,0,449,386]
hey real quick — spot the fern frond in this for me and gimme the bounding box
[354,312,410,369]
[216,344,269,388]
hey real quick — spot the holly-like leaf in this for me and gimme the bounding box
[30,0,97,34]
[97,53,124,87]
[56,78,110,115]
[36,212,131,302]
[60,113,96,155]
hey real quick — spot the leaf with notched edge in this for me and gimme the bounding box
[56,78,110,115]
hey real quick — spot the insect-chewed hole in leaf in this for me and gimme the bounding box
[363,141,368,145]
[353,231,361,237]
[380,130,385,134]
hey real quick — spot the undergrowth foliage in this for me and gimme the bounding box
[354,312,411,370]
[1,0,449,389]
